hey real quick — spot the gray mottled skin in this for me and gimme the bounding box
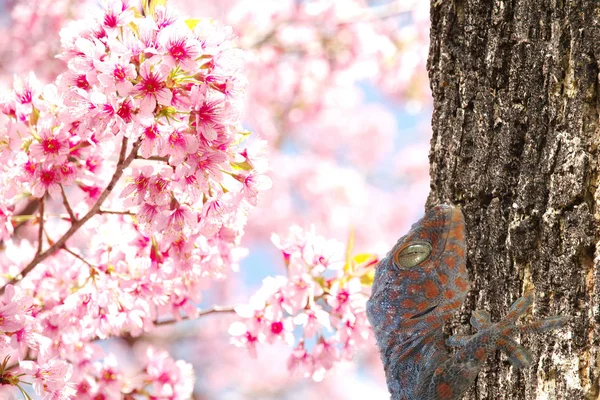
[366,204,569,400]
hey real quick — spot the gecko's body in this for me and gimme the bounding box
[366,204,568,400]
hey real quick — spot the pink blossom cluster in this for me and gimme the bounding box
[74,347,194,399]
[0,283,193,399]
[0,284,75,398]
[0,0,269,398]
[171,0,431,252]
[229,226,377,381]
[0,0,435,397]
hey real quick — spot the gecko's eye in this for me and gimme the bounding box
[393,242,432,268]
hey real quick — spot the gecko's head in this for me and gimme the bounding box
[366,204,469,337]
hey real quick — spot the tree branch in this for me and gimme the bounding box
[154,305,236,326]
[134,155,169,162]
[36,197,44,255]
[0,137,142,295]
[98,209,135,216]
[338,1,415,25]
[60,184,77,222]
[90,306,236,342]
[62,246,95,268]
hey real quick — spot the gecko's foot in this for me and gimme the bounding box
[501,291,570,336]
[446,292,569,369]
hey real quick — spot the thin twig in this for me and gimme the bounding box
[5,199,39,238]
[0,137,142,295]
[98,209,135,216]
[338,1,415,25]
[62,246,95,268]
[36,197,44,255]
[90,305,236,342]
[60,184,77,222]
[154,306,236,326]
[118,137,128,164]
[246,2,415,51]
[135,155,169,162]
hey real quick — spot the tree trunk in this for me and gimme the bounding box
[427,1,599,399]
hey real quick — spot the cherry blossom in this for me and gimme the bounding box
[0,0,433,398]
[0,0,271,397]
[230,226,377,381]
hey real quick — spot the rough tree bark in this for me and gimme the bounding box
[427,1,599,399]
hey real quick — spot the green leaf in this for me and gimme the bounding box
[360,269,376,287]
[231,160,253,171]
[344,226,355,273]
[185,18,201,30]
[353,253,377,266]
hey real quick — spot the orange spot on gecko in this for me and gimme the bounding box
[455,276,469,291]
[401,299,416,308]
[437,382,454,399]
[403,271,421,280]
[439,273,448,284]
[475,347,486,360]
[407,284,421,295]
[424,280,439,298]
[444,289,455,299]
[444,256,457,269]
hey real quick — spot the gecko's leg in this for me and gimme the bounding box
[446,292,569,369]
[496,291,570,341]
[425,293,570,399]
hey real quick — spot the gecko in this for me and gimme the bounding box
[366,203,569,400]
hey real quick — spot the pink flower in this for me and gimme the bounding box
[20,356,74,396]
[96,55,137,96]
[133,61,172,115]
[287,341,314,376]
[265,318,294,345]
[115,97,136,124]
[327,278,362,314]
[121,165,154,205]
[189,88,224,142]
[143,347,195,399]
[91,354,123,398]
[235,171,272,205]
[138,122,167,158]
[228,321,261,357]
[101,0,134,29]
[158,23,202,71]
[137,202,167,232]
[30,164,63,197]
[294,306,332,338]
[12,72,41,115]
[311,338,338,380]
[158,126,199,165]
[152,5,179,30]
[0,285,30,333]
[0,206,14,242]
[29,125,70,164]
[148,168,172,206]
[165,204,197,233]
